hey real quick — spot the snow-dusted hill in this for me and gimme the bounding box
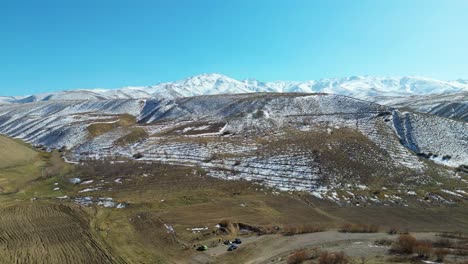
[5,74,468,103]
[0,93,466,203]
[0,93,465,168]
[0,96,22,104]
[373,92,468,121]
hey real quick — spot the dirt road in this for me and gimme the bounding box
[190,231,438,264]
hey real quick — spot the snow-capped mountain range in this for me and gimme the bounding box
[2,74,468,103]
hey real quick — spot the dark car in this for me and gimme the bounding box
[233,238,242,244]
[196,245,208,251]
[227,244,238,251]
[223,240,231,245]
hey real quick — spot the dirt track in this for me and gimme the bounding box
[191,231,438,264]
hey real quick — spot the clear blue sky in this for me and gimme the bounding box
[1,0,468,96]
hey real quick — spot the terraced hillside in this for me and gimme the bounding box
[0,203,121,264]
[0,137,118,263]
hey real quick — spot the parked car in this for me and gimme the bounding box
[227,244,238,251]
[233,238,242,244]
[196,245,208,251]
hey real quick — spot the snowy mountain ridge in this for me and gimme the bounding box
[3,74,468,103]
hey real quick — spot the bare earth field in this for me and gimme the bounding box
[0,202,122,264]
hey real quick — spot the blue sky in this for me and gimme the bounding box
[1,0,468,96]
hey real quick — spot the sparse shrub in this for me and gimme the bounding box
[287,250,308,264]
[434,248,450,262]
[282,225,298,236]
[414,240,432,259]
[433,238,452,248]
[400,229,410,234]
[387,256,412,263]
[339,223,378,233]
[391,235,434,258]
[258,224,280,235]
[133,152,144,159]
[287,248,320,264]
[339,223,352,233]
[388,227,399,235]
[219,219,232,228]
[456,165,468,173]
[318,251,349,264]
[417,152,431,159]
[218,219,238,234]
[374,239,393,246]
[442,155,452,161]
[437,231,468,240]
[282,224,325,236]
[391,234,417,254]
[452,249,468,256]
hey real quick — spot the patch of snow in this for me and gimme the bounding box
[441,189,463,197]
[69,178,81,184]
[74,196,93,206]
[188,227,209,233]
[79,187,100,193]
[164,224,175,233]
[97,198,116,208]
[81,180,94,185]
[193,125,211,131]
[116,203,128,209]
[356,184,368,190]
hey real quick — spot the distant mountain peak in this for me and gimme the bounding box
[2,74,468,104]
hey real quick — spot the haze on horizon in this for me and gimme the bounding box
[1,0,468,96]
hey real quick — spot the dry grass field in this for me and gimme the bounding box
[0,136,37,169]
[0,135,45,194]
